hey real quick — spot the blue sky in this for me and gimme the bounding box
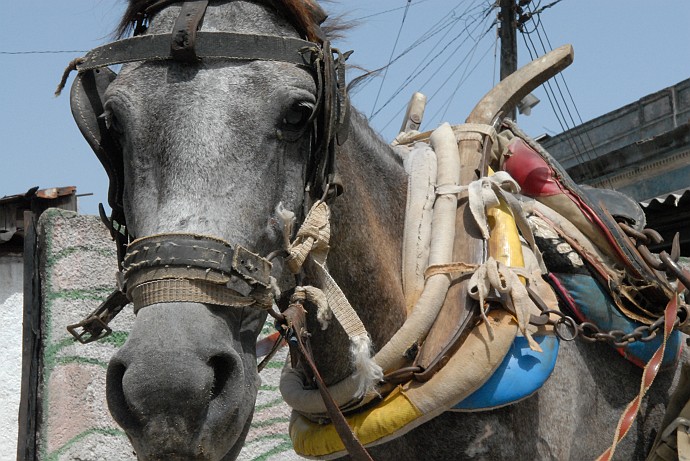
[1,1,689,216]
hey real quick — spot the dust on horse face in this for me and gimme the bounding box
[103,2,316,460]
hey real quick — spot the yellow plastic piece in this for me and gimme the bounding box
[289,387,422,458]
[487,167,524,268]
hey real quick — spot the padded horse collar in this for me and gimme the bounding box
[66,0,351,342]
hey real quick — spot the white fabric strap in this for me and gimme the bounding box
[401,142,437,314]
[468,257,542,351]
[436,171,546,273]
[291,265,381,399]
[311,262,369,339]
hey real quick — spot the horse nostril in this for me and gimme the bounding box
[208,355,234,400]
[106,360,142,431]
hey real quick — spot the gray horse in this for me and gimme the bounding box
[74,1,685,460]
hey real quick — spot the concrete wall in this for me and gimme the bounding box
[0,254,23,459]
[35,209,305,461]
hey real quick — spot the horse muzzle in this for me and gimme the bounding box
[106,301,259,461]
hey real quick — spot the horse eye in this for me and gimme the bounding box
[283,102,314,128]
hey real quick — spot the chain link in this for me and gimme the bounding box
[538,302,689,347]
[533,222,690,347]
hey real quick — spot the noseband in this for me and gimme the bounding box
[65,0,350,343]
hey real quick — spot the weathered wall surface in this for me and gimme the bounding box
[0,255,23,459]
[37,209,136,461]
[36,209,305,461]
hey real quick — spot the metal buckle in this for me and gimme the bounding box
[232,245,272,287]
[67,316,113,344]
[67,289,129,344]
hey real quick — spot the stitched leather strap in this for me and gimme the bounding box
[76,32,313,71]
[122,234,272,289]
[282,303,374,461]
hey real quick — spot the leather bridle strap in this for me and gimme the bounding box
[121,233,274,312]
[282,302,374,461]
[75,32,315,71]
[170,0,209,62]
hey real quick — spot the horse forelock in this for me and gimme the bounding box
[116,0,338,42]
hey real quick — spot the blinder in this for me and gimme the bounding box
[65,0,352,342]
[70,67,124,236]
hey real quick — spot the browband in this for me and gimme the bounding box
[76,32,317,71]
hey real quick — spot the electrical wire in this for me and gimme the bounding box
[369,0,413,118]
[350,0,435,22]
[0,50,86,55]
[436,41,496,122]
[526,3,612,187]
[371,2,495,122]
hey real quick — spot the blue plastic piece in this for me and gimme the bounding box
[452,334,559,411]
[552,273,681,369]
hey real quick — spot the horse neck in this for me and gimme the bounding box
[306,109,408,384]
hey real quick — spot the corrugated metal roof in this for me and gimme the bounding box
[640,188,690,209]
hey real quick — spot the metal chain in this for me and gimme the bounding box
[531,221,690,347]
[539,304,689,347]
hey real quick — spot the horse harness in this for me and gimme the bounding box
[64,0,350,341]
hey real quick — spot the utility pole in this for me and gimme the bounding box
[499,0,518,119]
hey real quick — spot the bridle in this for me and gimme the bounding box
[64,0,351,343]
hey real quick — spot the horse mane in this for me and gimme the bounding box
[115,0,348,42]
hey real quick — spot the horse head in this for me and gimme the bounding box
[66,1,357,459]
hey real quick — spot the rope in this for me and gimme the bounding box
[55,57,84,96]
[286,201,331,273]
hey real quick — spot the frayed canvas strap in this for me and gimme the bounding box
[286,200,331,273]
[130,278,259,313]
[284,201,381,400]
[468,257,542,351]
[438,171,545,273]
[292,278,382,398]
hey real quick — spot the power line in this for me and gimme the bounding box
[369,0,413,118]
[436,36,496,122]
[525,3,612,188]
[350,0,434,21]
[521,23,607,188]
[0,50,86,55]
[371,2,493,121]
